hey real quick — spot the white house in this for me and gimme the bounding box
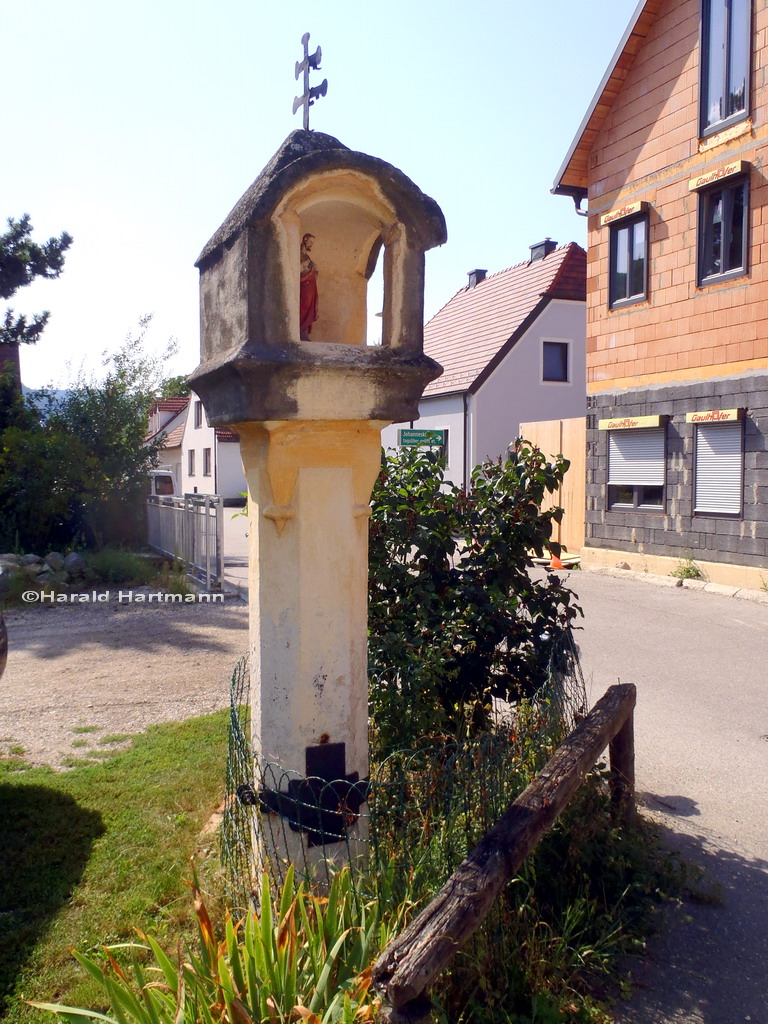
[146,396,189,489]
[179,392,246,502]
[381,241,587,486]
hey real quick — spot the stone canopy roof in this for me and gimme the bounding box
[196,130,446,270]
[422,243,586,398]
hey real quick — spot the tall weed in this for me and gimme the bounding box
[29,865,407,1024]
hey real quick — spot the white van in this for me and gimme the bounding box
[149,468,179,497]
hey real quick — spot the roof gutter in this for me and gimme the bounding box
[463,392,469,491]
[554,185,589,216]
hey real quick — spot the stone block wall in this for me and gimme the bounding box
[586,371,768,568]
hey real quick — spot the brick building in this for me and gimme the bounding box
[554,0,768,586]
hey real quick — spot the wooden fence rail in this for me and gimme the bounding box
[372,682,637,1023]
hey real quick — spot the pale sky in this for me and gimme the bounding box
[2,0,638,389]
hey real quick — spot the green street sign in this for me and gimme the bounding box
[399,429,446,447]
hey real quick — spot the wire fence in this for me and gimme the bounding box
[221,632,587,911]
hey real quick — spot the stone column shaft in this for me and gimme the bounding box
[238,420,385,783]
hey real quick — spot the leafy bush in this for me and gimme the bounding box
[0,564,39,608]
[0,384,86,551]
[85,549,158,586]
[368,442,581,750]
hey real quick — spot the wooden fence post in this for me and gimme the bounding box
[609,705,636,825]
[377,998,436,1024]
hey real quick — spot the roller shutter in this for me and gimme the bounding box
[608,428,665,485]
[694,423,743,514]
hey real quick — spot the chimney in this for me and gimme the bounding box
[467,268,487,288]
[529,238,557,263]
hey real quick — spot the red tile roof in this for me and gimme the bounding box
[161,396,189,411]
[162,423,185,448]
[146,397,189,443]
[422,243,586,397]
[149,396,190,415]
[215,426,240,442]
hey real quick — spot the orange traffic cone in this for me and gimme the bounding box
[549,553,564,570]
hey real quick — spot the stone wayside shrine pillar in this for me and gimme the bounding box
[190,130,446,869]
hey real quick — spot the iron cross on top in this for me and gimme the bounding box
[293,32,327,130]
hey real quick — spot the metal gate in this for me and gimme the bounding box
[147,494,224,590]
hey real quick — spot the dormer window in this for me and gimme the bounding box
[700,0,751,137]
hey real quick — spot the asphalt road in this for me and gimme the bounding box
[562,570,768,1024]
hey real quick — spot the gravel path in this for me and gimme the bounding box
[0,597,248,767]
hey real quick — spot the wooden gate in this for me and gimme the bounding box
[519,416,586,556]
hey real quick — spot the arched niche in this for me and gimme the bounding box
[274,171,400,347]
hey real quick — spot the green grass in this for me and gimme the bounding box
[59,756,91,769]
[0,710,229,1024]
[100,734,133,745]
[71,727,100,735]
[70,740,89,749]
[0,758,33,774]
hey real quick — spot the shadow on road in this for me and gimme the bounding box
[641,791,701,818]
[3,601,248,661]
[617,813,768,1024]
[0,782,104,1014]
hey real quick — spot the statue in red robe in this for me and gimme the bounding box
[299,233,319,340]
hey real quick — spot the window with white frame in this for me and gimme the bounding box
[203,447,212,476]
[188,449,196,476]
[542,341,569,382]
[694,421,743,514]
[607,427,665,510]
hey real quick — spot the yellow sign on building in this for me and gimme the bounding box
[600,201,646,227]
[688,161,745,191]
[598,415,663,430]
[685,409,742,423]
